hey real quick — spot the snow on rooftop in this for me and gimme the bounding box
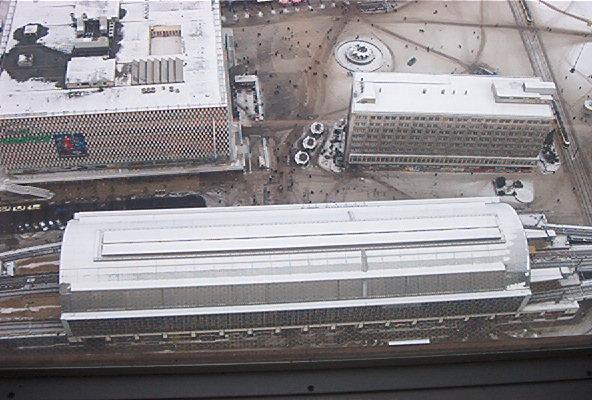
[73,0,120,19]
[59,198,530,293]
[0,0,227,118]
[351,72,556,119]
[23,24,38,35]
[65,57,116,86]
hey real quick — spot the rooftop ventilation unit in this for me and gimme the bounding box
[23,24,38,37]
[131,58,184,85]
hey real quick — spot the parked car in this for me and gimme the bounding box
[39,221,49,232]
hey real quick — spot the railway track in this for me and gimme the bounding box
[530,281,592,302]
[0,320,64,339]
[0,285,59,299]
[531,246,592,270]
[0,242,61,263]
[0,273,58,291]
[508,0,592,224]
[0,271,59,298]
[0,273,59,298]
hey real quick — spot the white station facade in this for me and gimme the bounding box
[59,198,535,338]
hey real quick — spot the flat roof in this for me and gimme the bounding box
[0,0,227,118]
[59,198,530,292]
[351,72,555,119]
[73,1,120,20]
[65,56,116,85]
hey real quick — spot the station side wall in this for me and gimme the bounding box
[64,295,527,337]
[61,271,510,313]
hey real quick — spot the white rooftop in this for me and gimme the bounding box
[23,24,38,35]
[0,0,227,118]
[59,197,530,293]
[351,72,555,119]
[65,57,116,86]
[73,1,120,20]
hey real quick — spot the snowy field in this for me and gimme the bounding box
[529,1,592,161]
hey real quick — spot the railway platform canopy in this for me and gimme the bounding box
[59,198,531,331]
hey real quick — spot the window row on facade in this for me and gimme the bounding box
[355,114,550,125]
[348,154,537,167]
[351,135,542,144]
[66,296,526,336]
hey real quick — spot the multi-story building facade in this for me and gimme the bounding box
[60,197,562,346]
[346,72,557,168]
[0,0,240,176]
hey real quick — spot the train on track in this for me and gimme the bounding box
[519,0,534,24]
[552,100,571,148]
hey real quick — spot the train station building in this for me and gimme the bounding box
[59,197,571,345]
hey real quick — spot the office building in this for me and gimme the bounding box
[346,72,556,168]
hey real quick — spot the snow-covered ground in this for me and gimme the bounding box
[529,1,592,170]
[496,178,535,204]
[318,119,346,173]
[314,0,535,116]
[285,164,582,223]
